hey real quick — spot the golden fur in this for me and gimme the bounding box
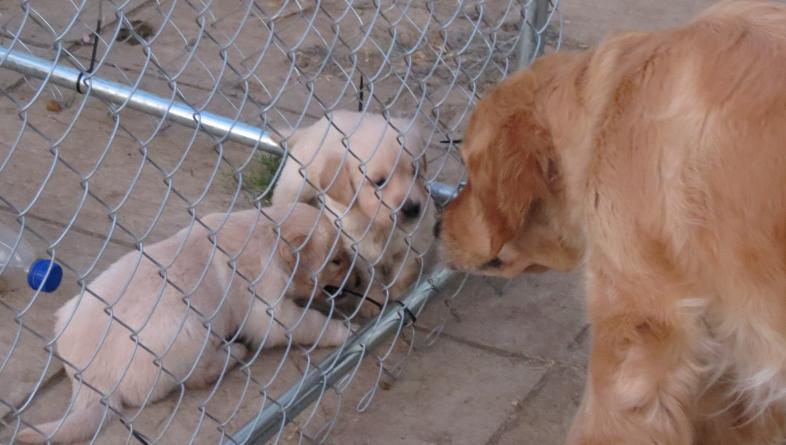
[437,1,786,443]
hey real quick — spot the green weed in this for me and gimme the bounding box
[238,153,282,204]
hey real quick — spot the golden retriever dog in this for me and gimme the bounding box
[436,1,786,444]
[272,110,436,315]
[18,203,354,444]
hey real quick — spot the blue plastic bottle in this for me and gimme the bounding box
[0,223,62,293]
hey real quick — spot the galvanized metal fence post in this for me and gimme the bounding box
[518,0,553,68]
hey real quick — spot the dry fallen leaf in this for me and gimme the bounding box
[116,19,154,46]
[45,99,62,112]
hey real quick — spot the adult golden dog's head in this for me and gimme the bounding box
[435,68,583,278]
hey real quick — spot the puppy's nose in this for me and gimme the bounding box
[401,200,421,219]
[433,219,442,238]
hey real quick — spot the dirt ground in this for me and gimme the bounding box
[0,0,725,444]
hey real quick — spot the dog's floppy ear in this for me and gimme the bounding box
[276,229,307,272]
[276,226,321,273]
[318,156,356,207]
[466,73,552,254]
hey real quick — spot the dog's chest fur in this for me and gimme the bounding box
[703,299,786,419]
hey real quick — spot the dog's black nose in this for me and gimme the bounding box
[401,200,421,219]
[433,219,442,238]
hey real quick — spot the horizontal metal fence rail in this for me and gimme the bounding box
[0,45,459,205]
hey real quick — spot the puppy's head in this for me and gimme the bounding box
[318,112,428,229]
[436,70,582,278]
[276,204,354,297]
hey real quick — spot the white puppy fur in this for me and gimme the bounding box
[272,110,437,313]
[18,203,354,444]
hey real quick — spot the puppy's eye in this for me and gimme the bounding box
[331,257,343,266]
[482,257,503,269]
[373,177,386,187]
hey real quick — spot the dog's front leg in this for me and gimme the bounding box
[282,299,354,347]
[693,381,786,445]
[241,298,352,348]
[567,264,705,445]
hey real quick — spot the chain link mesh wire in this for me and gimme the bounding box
[0,0,560,443]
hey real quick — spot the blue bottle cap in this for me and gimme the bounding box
[27,259,63,293]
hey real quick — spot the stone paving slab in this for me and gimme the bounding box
[419,272,587,368]
[561,0,722,47]
[327,337,552,445]
[492,365,586,445]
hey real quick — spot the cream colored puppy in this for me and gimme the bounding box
[272,110,436,314]
[18,203,353,444]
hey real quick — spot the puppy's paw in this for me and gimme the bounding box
[319,320,354,347]
[229,342,249,363]
[357,300,383,319]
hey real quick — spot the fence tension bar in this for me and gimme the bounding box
[0,46,461,205]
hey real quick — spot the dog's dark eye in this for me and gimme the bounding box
[331,257,343,266]
[482,257,503,269]
[373,177,386,187]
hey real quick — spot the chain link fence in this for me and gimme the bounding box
[0,0,560,443]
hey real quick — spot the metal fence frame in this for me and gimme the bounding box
[0,0,558,442]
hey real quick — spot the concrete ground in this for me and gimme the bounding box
[0,0,721,444]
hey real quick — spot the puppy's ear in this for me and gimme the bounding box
[276,231,307,271]
[466,73,552,254]
[277,228,327,274]
[319,156,356,207]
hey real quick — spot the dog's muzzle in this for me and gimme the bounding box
[401,200,421,219]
